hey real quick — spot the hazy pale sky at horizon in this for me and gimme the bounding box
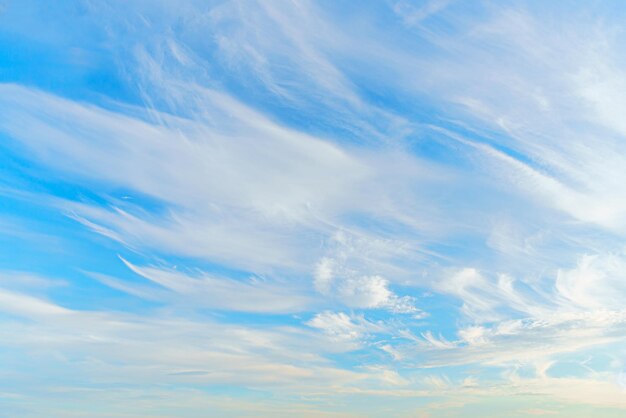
[1,1,626,417]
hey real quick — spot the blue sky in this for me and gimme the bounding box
[1,1,626,417]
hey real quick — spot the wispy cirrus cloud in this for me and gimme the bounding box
[2,1,626,417]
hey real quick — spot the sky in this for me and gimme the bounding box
[1,1,626,417]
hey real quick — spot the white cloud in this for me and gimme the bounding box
[313,259,418,313]
[421,331,456,350]
[0,286,368,391]
[556,253,626,310]
[410,251,626,376]
[0,83,446,277]
[92,257,314,314]
[338,275,392,309]
[306,311,370,342]
[313,256,334,294]
[311,231,421,313]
